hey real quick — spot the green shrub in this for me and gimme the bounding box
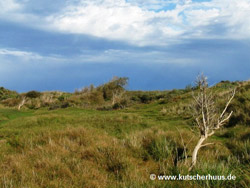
[226,140,250,164]
[221,130,236,138]
[130,96,140,102]
[26,91,41,98]
[216,80,238,89]
[227,91,250,127]
[142,135,175,161]
[241,133,250,141]
[48,102,70,110]
[89,91,104,104]
[61,102,70,108]
[113,99,128,109]
[139,94,152,103]
[0,87,19,100]
[58,95,65,102]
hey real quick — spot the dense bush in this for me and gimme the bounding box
[57,95,65,102]
[48,102,70,110]
[227,92,250,127]
[101,76,128,100]
[216,81,239,89]
[138,94,152,103]
[0,87,19,100]
[88,90,105,105]
[141,134,176,161]
[226,139,250,164]
[112,98,128,109]
[25,90,41,98]
[66,77,128,107]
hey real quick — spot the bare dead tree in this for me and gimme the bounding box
[18,97,26,110]
[189,74,236,171]
[112,90,125,105]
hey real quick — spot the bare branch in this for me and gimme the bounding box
[189,74,235,171]
[207,131,215,137]
[200,143,215,148]
[215,111,233,129]
[220,89,236,119]
[186,135,195,146]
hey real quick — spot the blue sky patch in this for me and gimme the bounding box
[0,0,249,92]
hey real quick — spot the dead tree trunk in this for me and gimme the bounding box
[189,136,206,171]
[18,97,26,110]
[189,74,235,171]
[112,90,125,105]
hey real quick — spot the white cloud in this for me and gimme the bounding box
[69,48,197,66]
[214,0,250,38]
[45,0,250,45]
[0,0,21,13]
[0,48,39,57]
[0,48,68,63]
[46,0,184,46]
[1,0,250,45]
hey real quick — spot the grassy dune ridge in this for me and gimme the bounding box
[0,81,249,187]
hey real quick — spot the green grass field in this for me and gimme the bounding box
[0,81,249,188]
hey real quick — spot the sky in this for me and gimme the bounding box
[0,0,250,92]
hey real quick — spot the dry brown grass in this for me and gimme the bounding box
[0,127,156,188]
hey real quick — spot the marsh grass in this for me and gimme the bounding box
[0,81,249,187]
